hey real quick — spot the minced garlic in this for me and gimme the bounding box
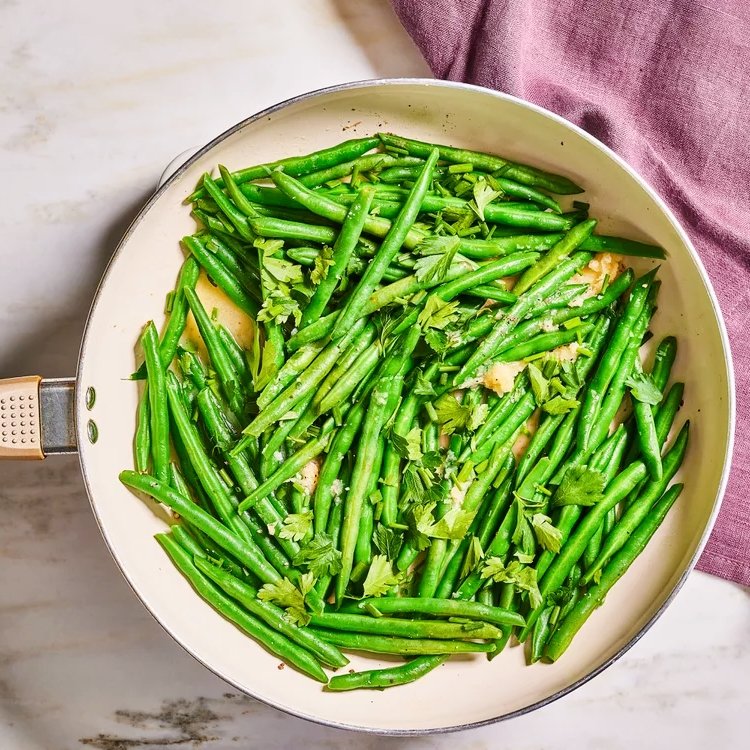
[570,252,624,305]
[482,361,526,395]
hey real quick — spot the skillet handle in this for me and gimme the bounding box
[0,376,77,459]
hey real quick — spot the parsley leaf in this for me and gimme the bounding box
[389,425,423,463]
[292,532,342,577]
[311,245,335,286]
[415,235,461,258]
[433,393,471,435]
[405,503,436,550]
[480,558,542,608]
[258,574,314,626]
[527,362,549,406]
[417,295,461,331]
[515,458,551,502]
[279,510,313,542]
[254,333,281,391]
[553,465,607,507]
[511,498,536,557]
[373,523,404,561]
[625,369,662,405]
[428,506,475,540]
[467,402,489,432]
[413,370,437,397]
[402,465,448,506]
[470,179,501,221]
[262,255,304,288]
[531,513,562,553]
[413,239,459,284]
[257,288,302,327]
[459,536,484,579]
[543,395,580,414]
[362,555,400,598]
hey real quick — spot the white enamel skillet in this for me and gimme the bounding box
[0,79,735,734]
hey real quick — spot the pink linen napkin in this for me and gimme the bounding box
[391,0,750,585]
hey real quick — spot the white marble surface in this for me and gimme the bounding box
[0,1,747,747]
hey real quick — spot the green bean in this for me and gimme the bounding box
[582,420,689,584]
[201,173,254,240]
[530,605,554,663]
[194,388,298,558]
[169,523,253,584]
[164,372,255,533]
[326,655,446,691]
[467,391,536,465]
[378,132,584,194]
[581,234,665,259]
[314,344,381,415]
[476,470,515,549]
[256,340,326,411]
[309,612,502,640]
[519,461,648,640]
[249,215,337,244]
[584,297,655,456]
[379,394,420,529]
[122,470,280,584]
[308,629,496,655]
[654,382,685,444]
[234,319,365,444]
[183,287,245,416]
[181,235,260,319]
[497,323,593,363]
[353,438,382,570]
[331,149,440,339]
[434,252,540,301]
[355,597,525,628]
[298,153,409,188]
[453,502,518,602]
[336,328,421,602]
[632,378,663,480]
[651,336,678,393]
[313,404,365,535]
[269,169,426,248]
[129,255,200,378]
[546,482,684,661]
[216,324,251,387]
[459,374,528,461]
[513,220,597,295]
[577,270,655,450]
[141,322,169,483]
[515,413,565,485]
[302,187,375,327]
[238,423,334,512]
[489,584,517,657]
[187,136,379,201]
[193,556,347,668]
[217,164,259,218]
[582,426,629,568]
[134,383,151,473]
[446,269,629,364]
[155,532,327,682]
[465,284,516,304]
[454,252,594,385]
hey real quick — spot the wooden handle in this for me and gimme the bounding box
[0,376,44,459]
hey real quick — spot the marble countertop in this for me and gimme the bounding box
[1,1,747,747]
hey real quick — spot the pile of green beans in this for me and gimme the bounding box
[121,133,687,692]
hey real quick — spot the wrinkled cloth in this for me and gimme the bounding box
[392,0,750,585]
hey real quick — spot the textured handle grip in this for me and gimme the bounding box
[0,376,44,459]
